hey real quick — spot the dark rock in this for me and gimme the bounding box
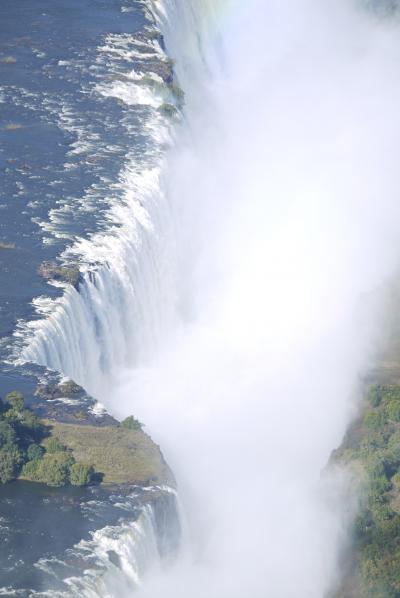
[38,261,81,287]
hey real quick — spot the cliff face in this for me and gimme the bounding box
[329,282,400,597]
[332,384,400,597]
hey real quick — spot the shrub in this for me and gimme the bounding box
[365,410,386,430]
[70,463,94,486]
[0,446,22,483]
[121,416,143,431]
[387,400,400,422]
[44,437,67,454]
[18,410,46,445]
[5,391,24,413]
[369,474,391,501]
[21,409,42,431]
[27,443,44,461]
[40,454,72,487]
[25,452,75,487]
[360,432,388,456]
[0,420,17,449]
[21,459,40,478]
[371,502,395,523]
[368,385,382,407]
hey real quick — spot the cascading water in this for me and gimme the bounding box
[15,0,400,596]
[17,22,180,399]
[20,165,177,399]
[36,504,160,598]
[17,0,227,401]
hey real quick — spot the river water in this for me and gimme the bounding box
[0,0,180,594]
[3,0,400,596]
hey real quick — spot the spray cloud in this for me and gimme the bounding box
[104,0,400,596]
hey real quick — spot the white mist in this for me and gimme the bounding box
[108,1,400,596]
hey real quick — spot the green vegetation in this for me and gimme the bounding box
[0,391,95,487]
[27,443,44,461]
[0,392,44,483]
[0,391,172,488]
[70,463,94,486]
[21,432,95,488]
[121,415,143,431]
[44,436,67,453]
[334,384,400,597]
[44,420,173,485]
[22,451,75,487]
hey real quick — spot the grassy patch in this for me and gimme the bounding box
[40,421,173,486]
[0,390,173,488]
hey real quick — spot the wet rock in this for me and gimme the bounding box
[34,381,118,427]
[146,58,174,84]
[158,103,179,118]
[38,261,81,287]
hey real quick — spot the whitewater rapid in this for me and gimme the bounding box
[16,0,400,596]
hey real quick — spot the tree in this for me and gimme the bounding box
[37,453,74,487]
[121,416,143,431]
[70,463,94,486]
[45,437,67,454]
[21,458,40,479]
[0,446,22,483]
[5,391,24,414]
[0,420,17,449]
[41,459,70,487]
[27,443,44,461]
[19,410,46,443]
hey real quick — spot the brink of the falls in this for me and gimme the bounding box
[2,0,400,597]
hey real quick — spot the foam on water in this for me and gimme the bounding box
[13,0,400,596]
[15,10,179,398]
[34,504,159,598]
[6,6,183,594]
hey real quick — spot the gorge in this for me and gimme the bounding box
[2,0,400,596]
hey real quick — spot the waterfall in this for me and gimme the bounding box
[36,505,160,597]
[16,0,225,401]
[19,164,178,399]
[15,1,400,596]
[17,0,224,399]
[30,489,182,598]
